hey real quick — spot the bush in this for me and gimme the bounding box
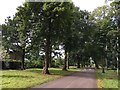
[51,58,63,68]
[25,59,43,68]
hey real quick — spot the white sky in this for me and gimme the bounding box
[73,0,106,11]
[0,0,106,24]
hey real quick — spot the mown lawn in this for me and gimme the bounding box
[0,67,80,88]
[96,69,118,88]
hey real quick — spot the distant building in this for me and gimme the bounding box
[0,50,22,70]
[8,50,22,61]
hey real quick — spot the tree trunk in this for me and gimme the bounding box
[62,48,67,71]
[77,54,80,68]
[106,58,108,70]
[102,66,105,73]
[42,36,50,74]
[77,63,80,68]
[49,45,52,68]
[67,53,69,69]
[94,60,99,69]
[42,18,51,74]
[21,49,25,70]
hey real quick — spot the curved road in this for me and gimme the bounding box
[31,68,97,89]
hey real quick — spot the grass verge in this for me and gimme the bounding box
[96,69,118,88]
[0,67,80,88]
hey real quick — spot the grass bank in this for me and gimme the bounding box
[96,69,118,88]
[0,67,80,88]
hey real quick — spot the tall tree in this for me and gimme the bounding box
[39,2,76,74]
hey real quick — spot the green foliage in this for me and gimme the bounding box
[89,2,119,69]
[2,1,119,71]
[52,58,64,68]
[25,59,43,68]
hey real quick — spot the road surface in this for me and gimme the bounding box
[31,68,97,89]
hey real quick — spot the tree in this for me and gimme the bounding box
[70,9,92,69]
[2,3,38,70]
[14,4,31,69]
[30,2,76,74]
[90,2,120,73]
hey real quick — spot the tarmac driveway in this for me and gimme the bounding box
[31,68,97,89]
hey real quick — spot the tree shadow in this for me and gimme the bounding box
[25,68,77,76]
[1,75,33,78]
[49,70,76,76]
[25,69,42,74]
[96,69,118,80]
[25,68,98,79]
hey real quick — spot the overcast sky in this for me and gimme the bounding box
[0,0,107,24]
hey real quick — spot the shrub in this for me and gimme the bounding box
[25,59,43,68]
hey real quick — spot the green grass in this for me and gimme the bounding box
[0,71,1,89]
[96,69,118,88]
[0,67,80,88]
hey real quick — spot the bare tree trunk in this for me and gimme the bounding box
[42,18,51,74]
[21,49,25,70]
[105,58,108,70]
[77,54,80,68]
[94,60,99,69]
[49,45,52,68]
[102,66,105,73]
[62,48,67,71]
[77,62,80,68]
[102,58,105,73]
[67,52,69,69]
[42,35,50,74]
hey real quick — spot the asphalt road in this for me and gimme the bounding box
[31,68,97,89]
